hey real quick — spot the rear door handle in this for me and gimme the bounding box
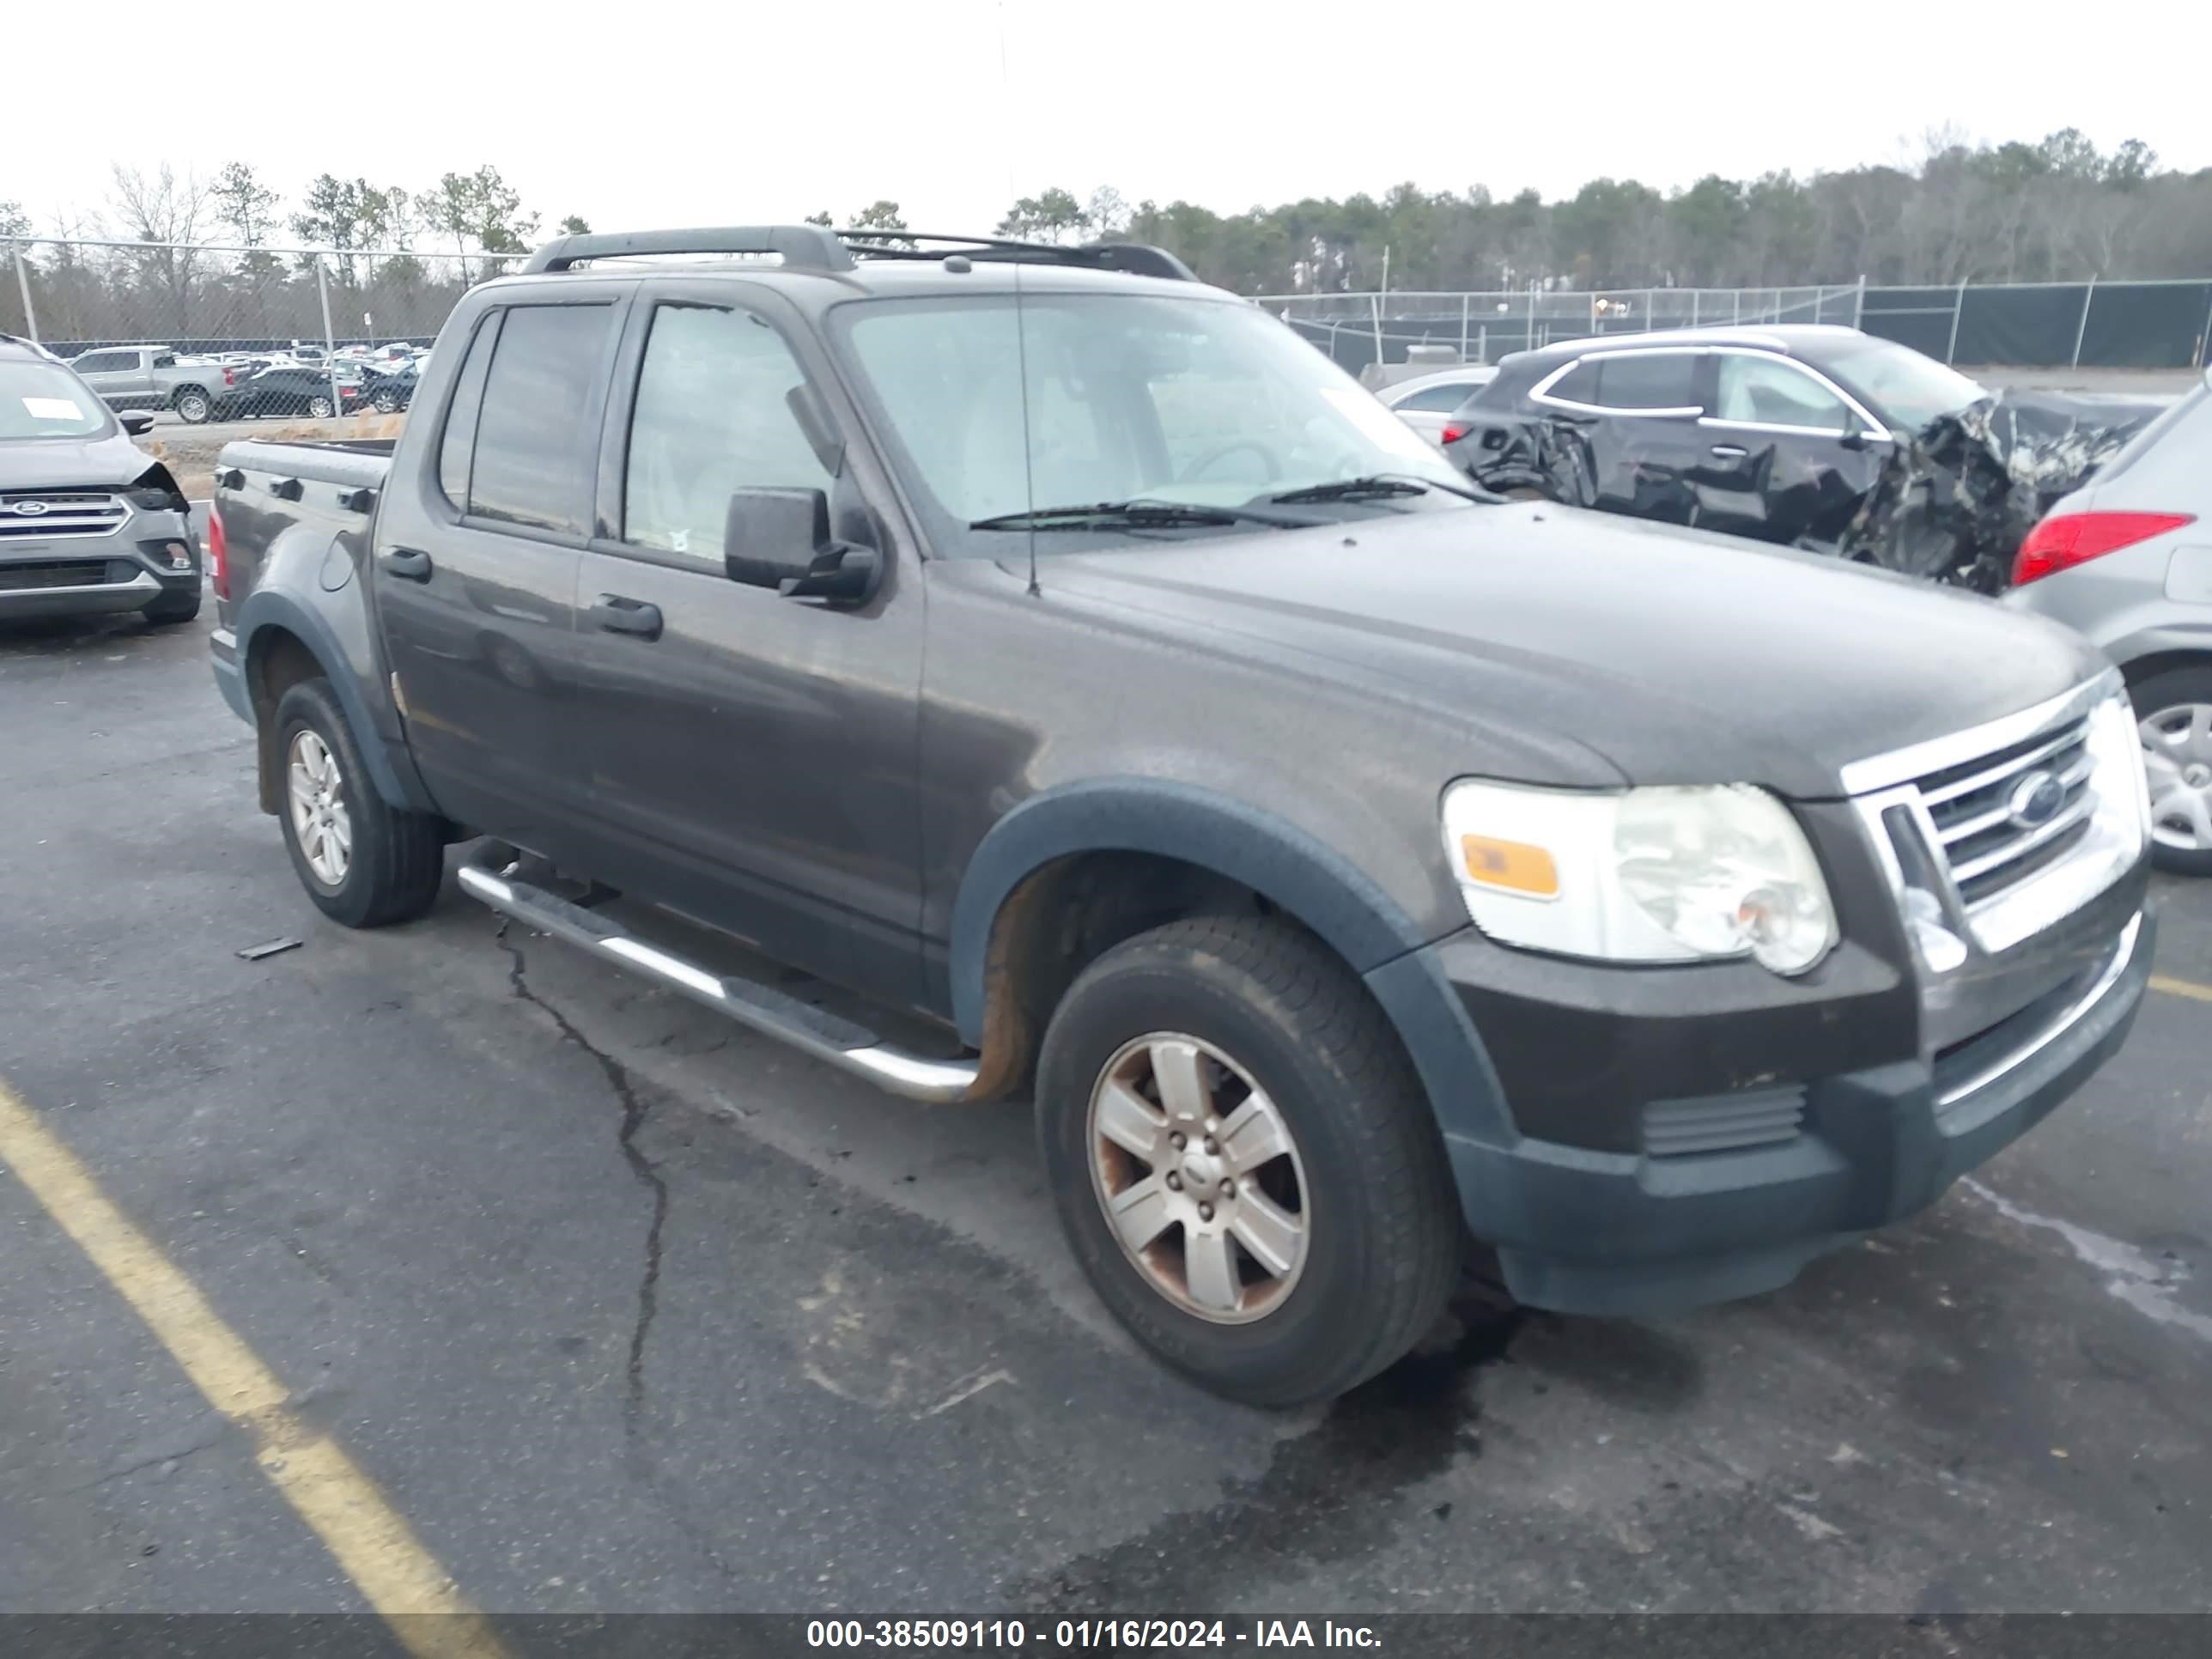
[379,546,433,581]
[592,594,663,640]
[1708,444,1749,459]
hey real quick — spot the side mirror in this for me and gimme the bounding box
[724,486,879,605]
[118,410,155,436]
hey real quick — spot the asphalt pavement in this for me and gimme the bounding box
[3,602,2209,1621]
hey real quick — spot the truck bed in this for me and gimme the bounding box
[214,438,395,621]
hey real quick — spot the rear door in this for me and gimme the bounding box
[562,278,929,1007]
[1694,349,1888,545]
[1536,349,1708,523]
[374,295,627,848]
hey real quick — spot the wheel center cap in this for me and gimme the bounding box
[2185,763,2211,789]
[1181,1152,1222,1194]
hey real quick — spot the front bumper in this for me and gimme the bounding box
[0,514,200,620]
[1431,903,2153,1316]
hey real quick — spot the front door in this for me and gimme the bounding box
[565,283,928,1009]
[1692,350,1889,546]
[373,299,625,850]
[71,349,151,410]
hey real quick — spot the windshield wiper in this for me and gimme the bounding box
[1270,471,1499,505]
[969,499,1321,532]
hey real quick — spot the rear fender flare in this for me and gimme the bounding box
[234,589,436,814]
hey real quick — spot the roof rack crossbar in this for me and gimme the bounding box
[519,225,856,275]
[836,231,1197,283]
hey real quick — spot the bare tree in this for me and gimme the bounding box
[109,163,210,338]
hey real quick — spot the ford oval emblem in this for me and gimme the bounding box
[2006,770,2067,830]
[4,501,51,516]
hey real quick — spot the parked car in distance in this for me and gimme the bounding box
[210,363,368,422]
[1441,325,1993,540]
[361,357,421,413]
[207,226,2154,1407]
[64,344,246,425]
[1377,366,1499,446]
[1,334,202,624]
[2006,365,2212,874]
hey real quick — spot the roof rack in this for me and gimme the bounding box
[516,225,1198,283]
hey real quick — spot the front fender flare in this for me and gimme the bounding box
[948,778,1517,1146]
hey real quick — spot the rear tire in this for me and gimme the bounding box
[2130,663,2212,876]
[272,678,446,927]
[1036,915,1462,1407]
[172,386,213,423]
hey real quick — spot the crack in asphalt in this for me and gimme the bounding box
[496,923,669,1441]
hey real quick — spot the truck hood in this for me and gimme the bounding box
[0,430,157,491]
[1036,503,2106,799]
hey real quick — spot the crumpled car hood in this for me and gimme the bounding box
[1845,389,2168,590]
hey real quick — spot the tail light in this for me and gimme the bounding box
[2013,511,2195,586]
[223,368,236,386]
[207,501,229,600]
[1440,422,1468,445]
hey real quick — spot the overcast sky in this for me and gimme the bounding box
[9,1,2206,244]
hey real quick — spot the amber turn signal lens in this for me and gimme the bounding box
[1459,834,1560,897]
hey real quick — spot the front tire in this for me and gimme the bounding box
[2131,664,2212,876]
[307,394,336,419]
[371,389,401,414]
[143,587,202,625]
[1036,915,1462,1407]
[272,678,446,927]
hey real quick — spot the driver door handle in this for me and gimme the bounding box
[592,594,663,641]
[379,546,433,581]
[1708,443,1749,459]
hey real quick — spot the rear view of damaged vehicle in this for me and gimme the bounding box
[209,227,2155,1405]
[1443,325,2161,587]
[1,335,202,625]
[2008,367,2212,873]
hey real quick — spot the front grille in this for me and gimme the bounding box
[0,491,129,540]
[1642,1085,1807,1157]
[1911,714,2095,911]
[0,560,116,591]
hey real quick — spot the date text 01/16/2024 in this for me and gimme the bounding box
[805,1620,1382,1650]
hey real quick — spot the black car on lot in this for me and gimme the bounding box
[210,364,368,422]
[360,357,421,414]
[1441,325,2000,550]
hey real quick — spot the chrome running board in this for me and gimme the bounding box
[457,849,980,1104]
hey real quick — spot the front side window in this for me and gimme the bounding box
[1713,355,1852,431]
[623,304,833,563]
[466,304,613,536]
[1,360,110,438]
[836,293,1458,555]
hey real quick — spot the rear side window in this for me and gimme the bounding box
[1541,360,1599,404]
[1595,353,1699,410]
[465,305,615,536]
[72,351,125,374]
[435,313,503,507]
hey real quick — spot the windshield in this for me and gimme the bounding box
[835,291,1467,553]
[0,360,112,440]
[1821,336,1986,431]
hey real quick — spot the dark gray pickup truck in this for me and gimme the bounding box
[207,226,2157,1405]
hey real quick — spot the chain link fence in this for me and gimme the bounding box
[1260,278,2212,379]
[2,238,524,427]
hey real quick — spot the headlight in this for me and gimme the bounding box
[2085,690,2152,854]
[1440,780,1838,975]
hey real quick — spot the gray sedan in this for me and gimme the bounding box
[2006,366,2212,873]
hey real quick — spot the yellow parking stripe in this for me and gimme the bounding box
[2151,975,2212,1005]
[0,1079,507,1659]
